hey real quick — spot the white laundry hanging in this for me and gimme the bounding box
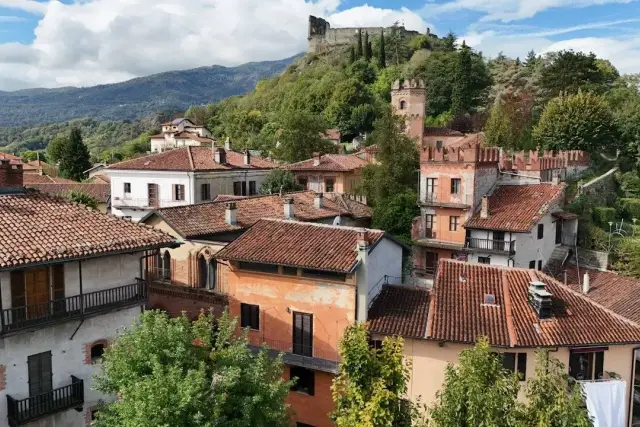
[582,379,626,427]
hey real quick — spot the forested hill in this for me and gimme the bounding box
[0,54,301,126]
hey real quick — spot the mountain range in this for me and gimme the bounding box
[0,54,301,126]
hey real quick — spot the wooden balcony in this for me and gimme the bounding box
[465,238,516,255]
[248,336,339,374]
[6,376,84,427]
[1,281,147,336]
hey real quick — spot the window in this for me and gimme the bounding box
[124,182,131,194]
[436,140,443,150]
[233,181,242,196]
[91,343,105,362]
[201,183,211,201]
[173,184,185,201]
[298,178,308,189]
[199,257,217,290]
[503,352,527,380]
[450,178,461,194]
[529,260,536,269]
[238,261,279,274]
[426,178,437,200]
[569,350,605,380]
[28,351,52,397]
[297,423,315,427]
[293,312,313,357]
[537,260,542,271]
[537,224,544,239]
[369,340,383,350]
[162,251,171,280]
[240,303,260,330]
[290,366,315,396]
[478,256,491,265]
[425,214,435,231]
[399,100,407,110]
[325,178,335,193]
[249,181,257,196]
[91,408,99,421]
[449,216,460,231]
[301,269,346,282]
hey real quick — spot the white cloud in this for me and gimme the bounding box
[423,0,639,22]
[0,0,431,91]
[0,15,26,22]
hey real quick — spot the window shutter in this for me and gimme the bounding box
[595,351,604,379]
[171,184,176,200]
[10,270,25,308]
[252,306,259,330]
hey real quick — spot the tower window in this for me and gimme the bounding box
[91,343,105,362]
[399,100,407,110]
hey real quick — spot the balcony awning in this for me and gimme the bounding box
[413,238,467,251]
[552,211,579,220]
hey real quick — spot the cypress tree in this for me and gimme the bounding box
[59,127,92,181]
[451,41,473,115]
[356,30,363,59]
[349,46,355,64]
[366,41,373,62]
[378,31,386,68]
[364,32,370,61]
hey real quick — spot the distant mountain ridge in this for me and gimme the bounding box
[0,54,302,126]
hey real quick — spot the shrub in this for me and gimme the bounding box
[618,172,640,197]
[619,198,640,220]
[582,225,612,251]
[592,206,616,226]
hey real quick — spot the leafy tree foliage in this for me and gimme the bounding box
[331,322,415,427]
[378,31,386,68]
[46,133,68,164]
[93,310,292,427]
[429,337,522,427]
[451,42,473,115]
[540,50,611,99]
[20,150,40,162]
[67,191,99,209]
[364,32,371,61]
[357,30,363,59]
[484,91,535,150]
[58,128,92,181]
[269,109,337,163]
[350,46,356,64]
[614,238,640,279]
[533,91,618,153]
[371,190,419,245]
[325,78,375,138]
[260,169,302,195]
[441,31,457,52]
[521,351,592,427]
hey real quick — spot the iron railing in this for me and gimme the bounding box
[420,192,473,206]
[112,197,188,209]
[248,336,339,363]
[7,376,84,426]
[465,238,516,254]
[1,281,146,335]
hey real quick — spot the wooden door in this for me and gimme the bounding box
[148,183,158,208]
[25,267,50,319]
[555,220,563,244]
[28,351,53,397]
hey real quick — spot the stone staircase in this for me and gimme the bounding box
[543,246,572,278]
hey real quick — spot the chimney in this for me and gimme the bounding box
[582,272,590,294]
[528,281,553,320]
[314,192,323,209]
[0,160,24,192]
[480,196,489,219]
[357,230,370,250]
[214,148,226,164]
[244,150,251,165]
[224,137,232,150]
[313,152,321,167]
[356,229,371,322]
[225,202,237,225]
[283,197,294,219]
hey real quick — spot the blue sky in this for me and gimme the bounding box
[0,0,638,91]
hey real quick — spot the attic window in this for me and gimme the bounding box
[484,294,496,305]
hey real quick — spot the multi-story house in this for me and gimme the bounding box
[140,191,372,318]
[0,159,177,427]
[214,219,406,427]
[151,118,216,153]
[368,259,640,426]
[283,152,370,194]
[103,143,277,221]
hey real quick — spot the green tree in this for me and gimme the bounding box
[58,128,92,181]
[367,41,373,63]
[46,133,69,164]
[540,50,608,99]
[521,351,592,427]
[451,41,473,115]
[533,91,619,153]
[523,50,539,68]
[484,102,516,149]
[350,46,356,64]
[441,31,457,52]
[67,191,99,209]
[356,30,363,59]
[93,310,292,427]
[614,238,640,279]
[20,150,40,163]
[386,22,408,65]
[429,337,522,427]
[121,132,151,159]
[331,322,415,427]
[364,32,371,61]
[378,31,386,68]
[484,91,535,150]
[371,190,419,245]
[325,79,375,138]
[260,169,302,194]
[272,109,337,162]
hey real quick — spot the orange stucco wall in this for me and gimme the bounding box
[428,207,467,243]
[294,170,361,193]
[423,135,465,148]
[286,367,335,427]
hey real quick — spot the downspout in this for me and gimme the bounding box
[78,260,84,315]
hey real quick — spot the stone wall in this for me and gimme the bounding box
[570,249,609,270]
[578,167,618,205]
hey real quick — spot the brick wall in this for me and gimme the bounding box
[0,365,6,391]
[148,283,227,319]
[286,367,335,427]
[0,160,23,189]
[84,339,109,365]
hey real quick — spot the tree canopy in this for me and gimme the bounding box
[58,128,92,181]
[260,169,302,195]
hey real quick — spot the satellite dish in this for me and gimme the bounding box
[333,216,342,226]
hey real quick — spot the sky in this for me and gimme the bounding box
[0,0,638,91]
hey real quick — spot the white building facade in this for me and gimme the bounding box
[151,119,215,153]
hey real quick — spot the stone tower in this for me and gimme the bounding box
[391,79,427,144]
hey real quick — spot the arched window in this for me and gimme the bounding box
[399,100,407,110]
[207,260,217,290]
[199,256,208,288]
[162,251,171,280]
[91,342,105,363]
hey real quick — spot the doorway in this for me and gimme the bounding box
[25,268,50,319]
[556,220,563,244]
[148,183,159,208]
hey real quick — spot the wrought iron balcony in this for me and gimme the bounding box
[1,281,147,335]
[420,192,473,207]
[7,376,84,427]
[247,336,339,374]
[465,238,516,255]
[112,197,188,209]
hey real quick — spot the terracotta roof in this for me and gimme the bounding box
[424,127,464,137]
[0,153,21,161]
[151,131,216,144]
[215,219,384,272]
[427,260,640,347]
[23,175,76,185]
[107,147,276,172]
[146,191,372,239]
[0,190,176,269]
[564,264,640,324]
[283,154,368,172]
[368,285,430,338]
[447,133,484,149]
[465,184,566,232]
[91,175,111,184]
[28,183,110,203]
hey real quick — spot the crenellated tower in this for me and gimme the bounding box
[390,79,427,145]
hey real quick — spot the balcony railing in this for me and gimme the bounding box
[465,238,516,255]
[1,281,147,335]
[7,376,84,427]
[420,192,473,206]
[112,197,188,209]
[248,336,339,373]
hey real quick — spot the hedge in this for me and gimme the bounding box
[620,198,640,220]
[592,206,616,226]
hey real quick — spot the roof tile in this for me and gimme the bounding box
[368,285,430,338]
[283,154,368,172]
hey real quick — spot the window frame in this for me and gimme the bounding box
[91,343,105,363]
[449,216,460,232]
[173,184,185,201]
[529,260,536,269]
[502,352,527,381]
[290,366,315,396]
[124,182,131,194]
[425,214,435,230]
[201,183,211,201]
[249,181,257,196]
[537,223,544,240]
[478,256,491,265]
[27,351,53,397]
[240,303,260,331]
[450,178,461,194]
[325,178,335,193]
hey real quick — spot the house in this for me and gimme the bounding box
[214,219,406,427]
[26,183,111,213]
[368,259,640,426]
[151,118,216,153]
[139,191,372,318]
[422,127,465,149]
[83,163,108,179]
[283,152,370,193]
[103,143,277,221]
[0,159,177,427]
[322,129,341,145]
